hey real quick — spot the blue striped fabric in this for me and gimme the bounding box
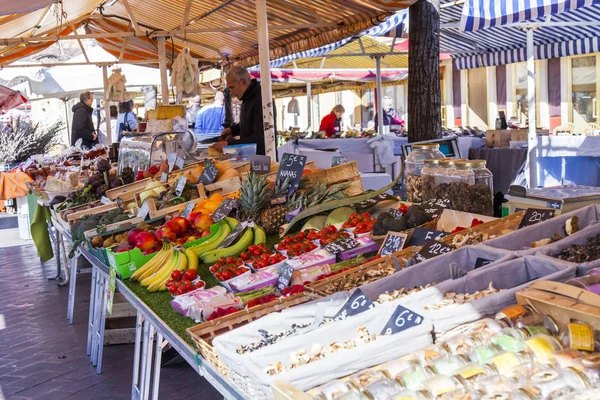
[460,0,600,31]
[443,0,600,69]
[267,10,409,69]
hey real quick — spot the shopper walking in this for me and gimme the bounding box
[319,104,345,138]
[71,91,97,148]
[116,99,138,142]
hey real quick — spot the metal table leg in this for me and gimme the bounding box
[67,249,81,324]
[95,289,109,375]
[90,270,106,367]
[131,312,144,400]
[87,266,97,356]
[48,227,61,281]
[58,236,70,287]
[131,315,168,400]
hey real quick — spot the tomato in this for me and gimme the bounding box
[222,271,232,281]
[177,286,187,295]
[248,245,257,253]
[183,270,197,281]
[327,225,337,233]
[399,204,409,214]
[252,249,262,256]
[240,252,249,261]
[169,285,178,294]
[171,270,183,281]
[297,232,306,240]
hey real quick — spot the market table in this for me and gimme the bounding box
[469,147,528,194]
[536,135,600,186]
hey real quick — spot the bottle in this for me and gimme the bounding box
[421,159,440,204]
[449,161,475,213]
[433,159,457,206]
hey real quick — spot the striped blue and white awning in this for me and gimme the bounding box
[443,0,600,69]
[267,10,408,69]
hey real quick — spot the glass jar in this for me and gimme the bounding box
[580,353,600,383]
[454,362,494,383]
[363,378,403,400]
[443,335,485,356]
[397,366,435,391]
[465,344,503,364]
[415,345,449,365]
[405,144,445,203]
[421,375,468,397]
[558,323,597,352]
[348,370,390,389]
[553,349,585,370]
[440,389,482,400]
[434,159,457,206]
[491,329,528,353]
[473,375,518,394]
[565,275,600,295]
[421,159,440,204]
[390,389,434,400]
[527,367,589,399]
[524,334,563,364]
[428,355,469,375]
[333,392,370,400]
[315,380,358,400]
[449,161,475,212]
[467,160,494,216]
[486,351,534,378]
[495,305,544,328]
[480,389,537,400]
[381,358,422,379]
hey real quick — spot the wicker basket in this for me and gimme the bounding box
[440,210,525,248]
[301,161,363,196]
[187,293,313,377]
[306,246,421,297]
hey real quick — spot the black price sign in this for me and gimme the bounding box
[250,155,271,175]
[198,159,219,185]
[474,257,493,269]
[518,208,555,229]
[422,198,451,219]
[325,237,360,255]
[354,193,398,210]
[276,153,307,195]
[217,221,251,249]
[379,232,408,257]
[332,156,348,167]
[381,305,424,336]
[179,202,196,219]
[175,176,188,196]
[333,289,374,320]
[415,240,453,263]
[116,197,125,210]
[137,199,150,220]
[211,198,238,222]
[407,228,449,247]
[276,262,295,292]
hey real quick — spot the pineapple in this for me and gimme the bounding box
[238,172,271,221]
[272,176,291,199]
[258,205,288,235]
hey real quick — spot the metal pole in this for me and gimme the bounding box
[102,66,112,146]
[527,29,538,188]
[375,56,384,134]
[255,0,276,161]
[306,81,312,131]
[158,37,169,106]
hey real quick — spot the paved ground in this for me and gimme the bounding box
[0,240,221,400]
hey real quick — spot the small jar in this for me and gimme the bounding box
[480,389,537,400]
[465,344,502,364]
[473,375,518,394]
[314,380,358,400]
[524,334,563,364]
[434,159,457,205]
[397,366,434,391]
[580,353,600,383]
[449,161,475,212]
[495,305,543,328]
[333,392,370,400]
[440,389,482,400]
[527,367,589,399]
[558,323,597,352]
[363,378,403,400]
[415,345,449,365]
[443,335,485,356]
[491,330,528,353]
[486,352,533,378]
[428,355,469,375]
[348,370,390,389]
[421,159,440,204]
[421,375,468,397]
[565,276,600,295]
[453,362,494,383]
[381,358,422,379]
[466,160,494,216]
[519,326,549,337]
[405,144,444,203]
[390,389,434,400]
[553,348,585,370]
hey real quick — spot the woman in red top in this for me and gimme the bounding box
[319,104,345,138]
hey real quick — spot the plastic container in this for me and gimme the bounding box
[565,276,600,295]
[449,161,475,213]
[524,334,563,364]
[421,159,440,204]
[467,160,494,216]
[433,159,457,205]
[222,143,257,161]
[405,144,444,203]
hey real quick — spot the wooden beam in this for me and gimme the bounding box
[150,22,337,37]
[28,5,53,37]
[121,0,142,35]
[0,31,135,45]
[71,25,90,63]
[180,0,193,31]
[158,37,169,106]
[0,60,160,68]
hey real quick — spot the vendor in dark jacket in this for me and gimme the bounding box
[71,91,97,148]
[213,66,268,155]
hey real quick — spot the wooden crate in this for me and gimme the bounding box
[306,246,421,297]
[204,177,241,196]
[105,178,153,203]
[147,195,207,219]
[440,210,525,248]
[302,162,363,196]
[66,203,119,226]
[517,280,600,331]
[187,293,312,376]
[83,217,145,238]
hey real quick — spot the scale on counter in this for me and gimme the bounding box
[505,185,600,216]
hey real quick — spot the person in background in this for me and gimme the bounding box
[195,92,225,134]
[116,99,138,142]
[71,91,97,148]
[319,104,345,138]
[374,96,403,130]
[98,105,118,145]
[213,67,268,155]
[186,95,202,127]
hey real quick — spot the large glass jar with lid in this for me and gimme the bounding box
[421,159,440,204]
[433,159,457,206]
[467,160,494,216]
[449,161,475,212]
[405,144,445,203]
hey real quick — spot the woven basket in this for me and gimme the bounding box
[440,210,525,248]
[187,293,313,377]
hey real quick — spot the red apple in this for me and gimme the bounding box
[114,243,132,253]
[155,227,176,242]
[194,214,214,232]
[176,237,186,245]
[186,211,200,226]
[201,230,211,238]
[172,216,190,233]
[136,231,157,252]
[163,220,183,237]
[128,228,144,246]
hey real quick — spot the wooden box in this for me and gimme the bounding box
[105,178,153,203]
[66,203,119,226]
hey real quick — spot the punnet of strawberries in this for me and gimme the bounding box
[247,294,278,307]
[342,212,376,234]
[240,244,287,269]
[206,307,239,321]
[210,257,249,282]
[165,269,205,295]
[281,285,305,297]
[276,231,318,257]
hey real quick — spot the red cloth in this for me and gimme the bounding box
[319,112,341,138]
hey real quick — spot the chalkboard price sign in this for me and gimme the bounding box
[276,153,307,195]
[415,240,453,263]
[218,221,252,249]
[332,156,348,167]
[179,202,196,219]
[276,262,295,292]
[474,257,493,269]
[325,237,360,255]
[211,198,238,222]
[198,159,219,185]
[379,232,408,257]
[408,228,449,247]
[175,176,188,196]
[333,289,374,320]
[422,198,451,220]
[381,305,424,335]
[250,155,271,175]
[518,208,555,229]
[354,193,398,210]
